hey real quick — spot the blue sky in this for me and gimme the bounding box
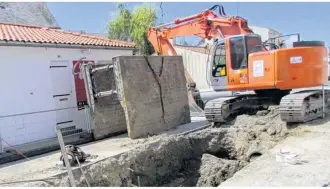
[47,2,330,46]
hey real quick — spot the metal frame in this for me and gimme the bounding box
[84,105,92,133]
[264,33,301,48]
[82,64,95,113]
[267,33,301,43]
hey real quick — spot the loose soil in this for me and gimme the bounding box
[4,106,300,187]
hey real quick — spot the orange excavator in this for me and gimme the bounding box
[147,5,329,123]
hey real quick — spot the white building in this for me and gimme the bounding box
[249,26,283,43]
[0,22,135,152]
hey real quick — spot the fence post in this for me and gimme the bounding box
[56,125,76,187]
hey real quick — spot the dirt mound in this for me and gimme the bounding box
[196,154,239,187]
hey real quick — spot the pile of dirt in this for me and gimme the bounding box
[9,106,289,187]
[196,154,239,187]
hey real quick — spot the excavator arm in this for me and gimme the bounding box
[148,5,257,56]
[147,5,266,86]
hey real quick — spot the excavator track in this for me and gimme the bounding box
[204,89,330,124]
[279,89,330,123]
[204,94,272,123]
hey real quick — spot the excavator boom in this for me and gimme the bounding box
[148,6,257,56]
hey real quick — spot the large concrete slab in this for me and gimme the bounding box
[89,64,127,140]
[113,56,191,139]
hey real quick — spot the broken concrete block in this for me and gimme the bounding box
[113,56,191,139]
[89,64,127,140]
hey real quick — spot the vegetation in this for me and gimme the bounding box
[108,3,157,55]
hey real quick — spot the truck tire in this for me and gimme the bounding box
[293,41,325,47]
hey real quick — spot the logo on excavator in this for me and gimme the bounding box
[290,56,302,64]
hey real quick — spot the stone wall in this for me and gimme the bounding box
[113,56,191,139]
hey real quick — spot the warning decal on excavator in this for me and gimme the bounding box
[253,60,264,77]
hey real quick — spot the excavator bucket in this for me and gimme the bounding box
[188,91,205,117]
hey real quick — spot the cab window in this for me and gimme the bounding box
[229,36,247,70]
[246,36,262,54]
[212,42,226,77]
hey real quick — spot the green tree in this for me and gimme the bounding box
[108,3,132,41]
[108,3,157,55]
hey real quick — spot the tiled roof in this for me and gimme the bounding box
[0,22,135,48]
[174,44,211,54]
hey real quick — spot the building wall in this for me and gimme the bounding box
[249,26,282,42]
[174,47,210,90]
[0,45,133,149]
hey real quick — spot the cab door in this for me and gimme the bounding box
[208,39,228,91]
[226,34,265,90]
[226,35,249,89]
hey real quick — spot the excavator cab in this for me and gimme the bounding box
[209,34,263,91]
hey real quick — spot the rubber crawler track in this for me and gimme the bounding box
[204,89,330,124]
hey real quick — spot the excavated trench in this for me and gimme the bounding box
[23,106,288,187]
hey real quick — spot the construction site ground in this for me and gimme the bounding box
[0,118,209,185]
[2,86,330,187]
[220,115,330,187]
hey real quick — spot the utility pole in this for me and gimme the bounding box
[236,2,239,16]
[160,2,164,24]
